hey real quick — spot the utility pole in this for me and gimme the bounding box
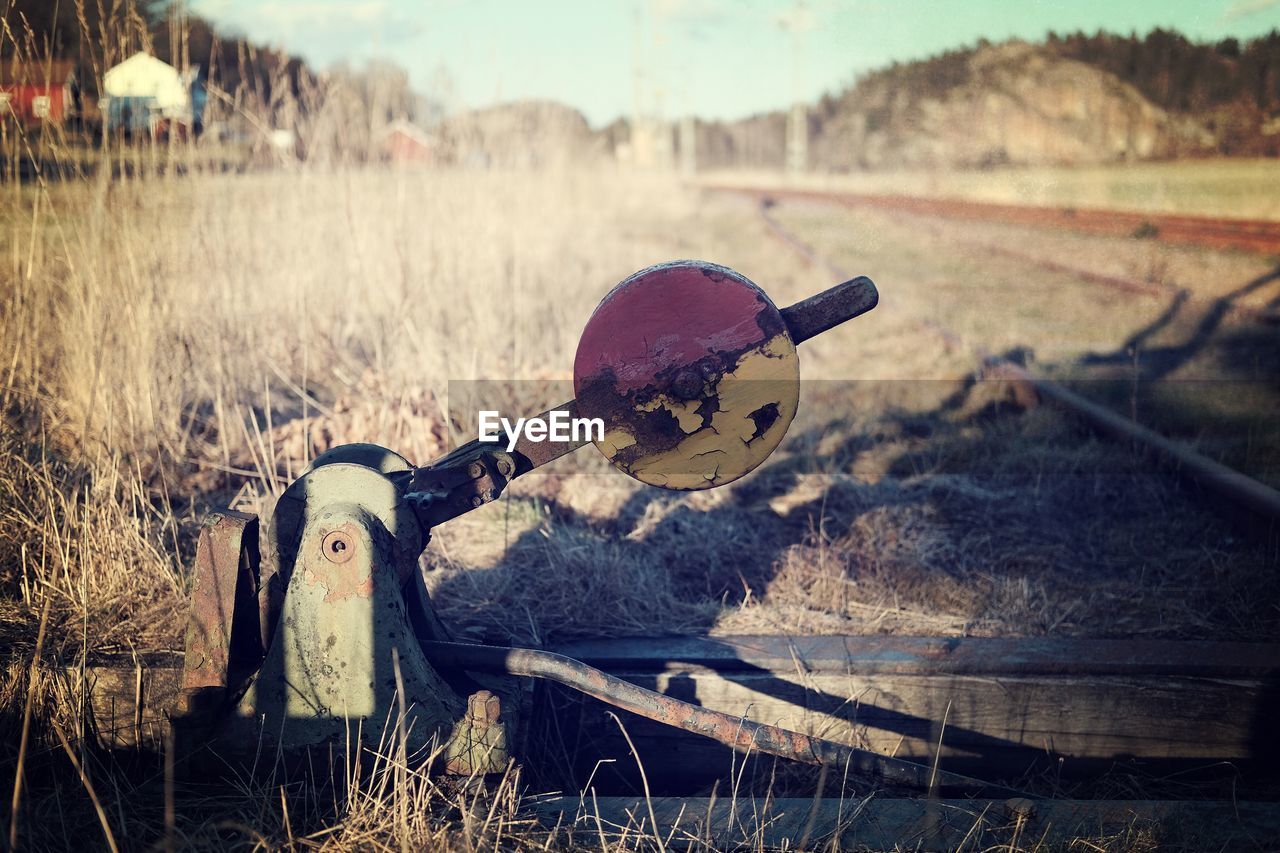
[678,114,696,176]
[628,4,644,167]
[628,0,674,170]
[786,102,807,174]
[779,0,811,175]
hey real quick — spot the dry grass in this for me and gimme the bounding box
[0,163,712,850]
[1,107,1277,853]
[0,165,690,626]
[769,196,1280,479]
[1,649,540,850]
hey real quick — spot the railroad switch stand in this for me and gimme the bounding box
[171,260,1021,796]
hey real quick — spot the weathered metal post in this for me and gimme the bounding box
[176,444,512,776]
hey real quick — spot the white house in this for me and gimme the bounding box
[103,53,200,133]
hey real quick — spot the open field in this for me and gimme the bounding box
[2,160,1279,849]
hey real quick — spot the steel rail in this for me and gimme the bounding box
[759,188,1268,322]
[983,360,1280,519]
[421,640,1031,799]
[711,183,1280,254]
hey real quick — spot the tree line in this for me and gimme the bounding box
[1051,28,1280,116]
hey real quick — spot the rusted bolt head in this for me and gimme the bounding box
[321,529,355,563]
[466,690,501,726]
[467,461,485,479]
[470,495,484,508]
[496,456,514,477]
[670,367,703,400]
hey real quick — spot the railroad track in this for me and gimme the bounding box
[756,197,1280,526]
[711,182,1280,255]
[738,182,1280,323]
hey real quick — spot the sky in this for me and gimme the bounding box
[190,0,1280,127]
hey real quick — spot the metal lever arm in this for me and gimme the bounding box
[780,275,878,345]
[407,276,879,528]
[407,401,589,528]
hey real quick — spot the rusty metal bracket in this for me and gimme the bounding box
[408,442,518,528]
[407,401,591,528]
[179,510,261,705]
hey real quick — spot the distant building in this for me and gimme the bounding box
[0,60,78,129]
[103,53,204,138]
[380,120,436,164]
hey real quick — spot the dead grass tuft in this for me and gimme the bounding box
[0,411,184,658]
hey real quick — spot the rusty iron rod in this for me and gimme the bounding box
[987,360,1280,520]
[422,641,1030,798]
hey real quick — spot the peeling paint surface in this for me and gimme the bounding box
[574,261,800,489]
[302,522,376,602]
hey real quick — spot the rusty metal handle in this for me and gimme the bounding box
[423,640,1030,798]
[780,276,878,345]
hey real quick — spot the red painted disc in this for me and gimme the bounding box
[573,261,800,490]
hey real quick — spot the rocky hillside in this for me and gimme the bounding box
[813,41,1218,169]
[696,30,1280,171]
[1052,28,1280,154]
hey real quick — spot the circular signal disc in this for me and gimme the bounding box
[573,261,800,490]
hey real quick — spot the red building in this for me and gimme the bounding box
[0,60,77,129]
[380,120,437,164]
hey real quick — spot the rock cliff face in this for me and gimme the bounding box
[812,42,1215,170]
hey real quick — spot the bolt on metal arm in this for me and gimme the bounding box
[406,402,590,528]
